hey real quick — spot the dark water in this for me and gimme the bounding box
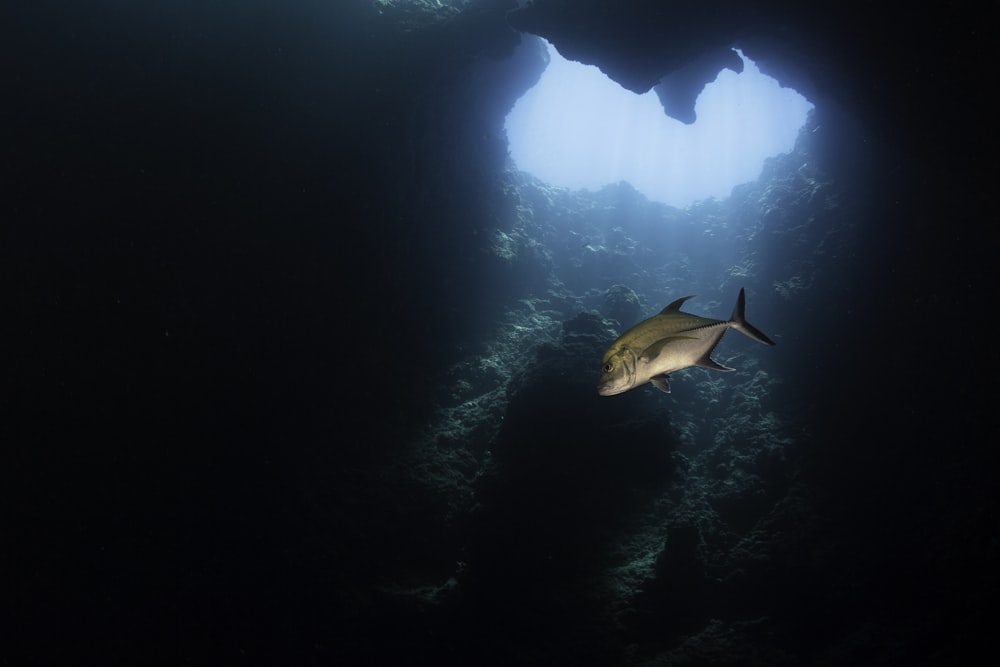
[3,1,993,665]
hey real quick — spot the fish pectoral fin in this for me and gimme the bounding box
[696,355,735,372]
[640,335,698,362]
[650,375,671,393]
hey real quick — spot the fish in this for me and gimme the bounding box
[597,287,775,396]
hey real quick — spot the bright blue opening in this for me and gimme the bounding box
[505,41,814,208]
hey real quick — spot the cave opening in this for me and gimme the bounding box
[504,39,814,209]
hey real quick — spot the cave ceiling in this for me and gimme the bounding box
[503,0,985,161]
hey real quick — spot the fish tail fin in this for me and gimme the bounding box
[730,288,776,346]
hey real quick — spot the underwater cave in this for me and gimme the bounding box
[3,1,993,665]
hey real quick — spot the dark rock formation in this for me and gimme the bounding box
[506,0,989,175]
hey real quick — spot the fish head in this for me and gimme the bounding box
[597,346,637,396]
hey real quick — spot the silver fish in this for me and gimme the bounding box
[597,288,775,395]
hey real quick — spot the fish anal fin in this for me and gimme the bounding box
[696,355,735,372]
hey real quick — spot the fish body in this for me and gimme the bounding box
[597,287,775,396]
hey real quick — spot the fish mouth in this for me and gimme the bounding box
[596,383,619,396]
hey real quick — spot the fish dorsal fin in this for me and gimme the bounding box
[660,295,697,314]
[650,375,671,393]
[640,335,698,362]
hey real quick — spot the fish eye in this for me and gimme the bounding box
[602,361,614,373]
